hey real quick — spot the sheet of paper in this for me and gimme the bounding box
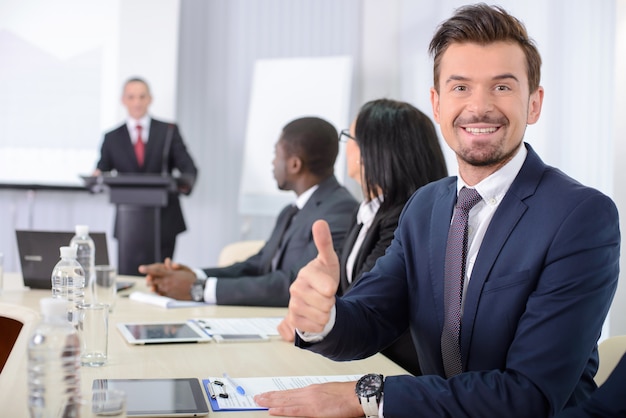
[193,317,283,336]
[129,291,205,308]
[203,375,363,411]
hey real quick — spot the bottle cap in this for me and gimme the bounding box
[59,246,77,258]
[75,224,89,236]
[40,297,68,317]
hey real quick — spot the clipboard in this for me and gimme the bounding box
[202,379,266,412]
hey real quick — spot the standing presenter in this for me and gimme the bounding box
[94,77,198,275]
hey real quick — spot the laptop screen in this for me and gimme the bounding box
[15,230,109,289]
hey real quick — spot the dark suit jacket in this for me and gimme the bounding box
[298,144,620,417]
[555,353,626,418]
[337,204,421,375]
[203,175,358,307]
[96,119,198,246]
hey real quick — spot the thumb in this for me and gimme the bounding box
[312,219,338,269]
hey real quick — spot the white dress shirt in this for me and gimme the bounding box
[345,196,382,284]
[126,115,151,145]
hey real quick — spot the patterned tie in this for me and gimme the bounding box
[441,187,482,377]
[135,124,145,167]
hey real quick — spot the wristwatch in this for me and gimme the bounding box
[355,373,384,417]
[190,277,207,302]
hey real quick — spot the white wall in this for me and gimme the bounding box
[611,0,626,337]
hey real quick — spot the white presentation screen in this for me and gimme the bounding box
[0,0,180,187]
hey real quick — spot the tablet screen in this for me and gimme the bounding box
[117,321,212,344]
[92,378,209,417]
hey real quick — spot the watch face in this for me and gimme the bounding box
[356,374,383,397]
[191,284,203,301]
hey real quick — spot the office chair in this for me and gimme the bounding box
[217,240,265,267]
[594,334,626,386]
[0,304,39,374]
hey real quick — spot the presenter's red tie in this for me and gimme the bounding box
[135,125,145,167]
[441,187,482,378]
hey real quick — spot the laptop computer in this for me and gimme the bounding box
[15,230,111,289]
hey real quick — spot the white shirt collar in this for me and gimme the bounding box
[294,184,319,210]
[356,196,382,226]
[457,143,527,206]
[126,116,151,143]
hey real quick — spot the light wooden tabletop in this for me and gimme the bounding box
[0,273,407,417]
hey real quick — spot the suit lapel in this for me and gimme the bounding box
[339,220,362,294]
[460,146,545,362]
[144,119,163,171]
[116,126,141,170]
[432,182,458,328]
[279,176,338,247]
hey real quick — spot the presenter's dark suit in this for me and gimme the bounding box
[298,144,620,417]
[203,175,357,307]
[337,204,421,376]
[96,119,198,275]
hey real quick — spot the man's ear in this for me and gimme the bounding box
[288,155,303,174]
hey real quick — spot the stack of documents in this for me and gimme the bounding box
[129,291,206,308]
[192,317,283,336]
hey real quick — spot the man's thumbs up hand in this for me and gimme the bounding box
[287,220,340,334]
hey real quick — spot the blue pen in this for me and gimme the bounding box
[223,373,246,395]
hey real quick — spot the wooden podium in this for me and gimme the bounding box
[100,174,175,275]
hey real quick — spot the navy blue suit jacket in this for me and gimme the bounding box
[298,144,620,417]
[556,353,626,417]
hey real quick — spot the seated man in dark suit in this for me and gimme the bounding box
[140,117,358,307]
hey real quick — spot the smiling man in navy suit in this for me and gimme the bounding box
[95,77,198,275]
[255,4,620,418]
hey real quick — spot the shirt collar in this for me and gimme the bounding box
[294,184,319,210]
[357,196,382,225]
[126,115,151,132]
[457,143,527,206]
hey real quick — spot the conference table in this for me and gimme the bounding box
[0,273,407,417]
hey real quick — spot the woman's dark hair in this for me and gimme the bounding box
[354,99,448,210]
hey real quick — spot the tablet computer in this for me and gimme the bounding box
[117,321,212,345]
[92,378,209,417]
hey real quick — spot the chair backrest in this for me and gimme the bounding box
[595,335,626,385]
[0,303,40,410]
[0,316,23,373]
[217,240,265,267]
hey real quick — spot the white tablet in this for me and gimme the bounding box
[92,378,209,417]
[117,321,212,345]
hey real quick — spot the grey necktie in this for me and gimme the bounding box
[441,187,482,378]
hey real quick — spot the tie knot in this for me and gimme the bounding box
[456,187,482,213]
[136,124,142,132]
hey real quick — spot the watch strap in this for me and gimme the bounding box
[359,395,379,417]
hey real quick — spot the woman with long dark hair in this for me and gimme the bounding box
[279,98,448,375]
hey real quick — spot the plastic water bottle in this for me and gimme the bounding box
[70,225,95,293]
[28,297,82,418]
[51,246,85,324]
